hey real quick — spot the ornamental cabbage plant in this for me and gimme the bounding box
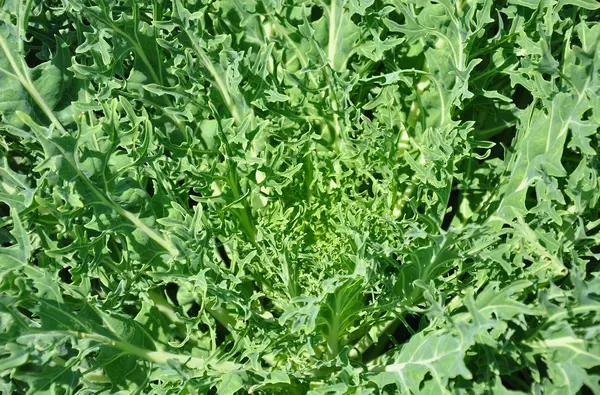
[0,0,599,394]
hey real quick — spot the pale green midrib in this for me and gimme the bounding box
[0,35,179,258]
[183,30,248,126]
[529,337,600,362]
[270,19,308,68]
[328,0,337,68]
[546,305,600,323]
[492,60,593,226]
[54,330,211,369]
[87,10,189,135]
[88,11,164,94]
[327,309,341,358]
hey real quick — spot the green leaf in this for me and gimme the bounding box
[317,277,364,357]
[373,328,474,394]
[217,371,246,395]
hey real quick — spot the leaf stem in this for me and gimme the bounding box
[71,330,210,369]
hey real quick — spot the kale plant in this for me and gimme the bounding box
[1,0,599,393]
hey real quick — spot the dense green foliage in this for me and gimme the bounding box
[1,0,600,393]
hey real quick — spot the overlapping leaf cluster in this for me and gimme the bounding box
[0,0,599,393]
